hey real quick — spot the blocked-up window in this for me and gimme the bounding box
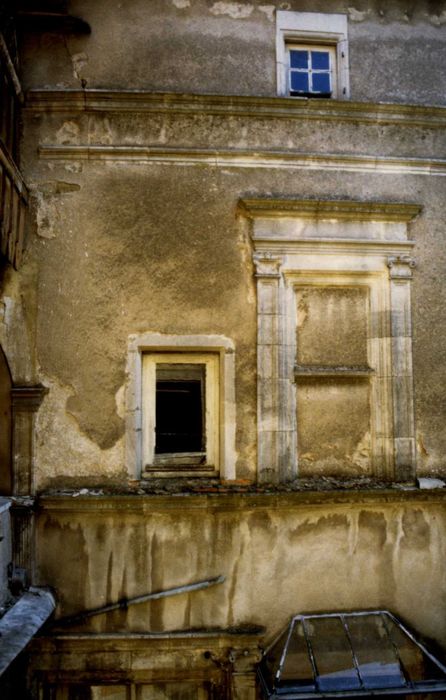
[294,284,374,477]
[243,197,420,484]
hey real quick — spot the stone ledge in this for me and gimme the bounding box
[24,90,446,129]
[37,488,446,513]
[239,198,422,222]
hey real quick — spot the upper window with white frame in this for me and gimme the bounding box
[287,44,336,98]
[276,11,349,100]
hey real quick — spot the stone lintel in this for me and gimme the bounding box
[240,198,422,223]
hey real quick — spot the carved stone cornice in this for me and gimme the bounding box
[240,199,422,223]
[11,384,48,412]
[36,146,446,178]
[387,255,417,279]
[24,90,446,129]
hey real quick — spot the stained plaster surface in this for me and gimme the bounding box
[0,261,39,385]
[17,0,446,106]
[36,491,446,649]
[18,95,446,485]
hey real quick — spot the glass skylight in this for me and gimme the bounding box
[258,611,446,698]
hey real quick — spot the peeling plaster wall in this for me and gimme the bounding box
[17,0,446,105]
[19,99,446,483]
[4,1,446,688]
[0,262,39,385]
[36,497,446,648]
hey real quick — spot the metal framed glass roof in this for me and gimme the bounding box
[258,611,446,698]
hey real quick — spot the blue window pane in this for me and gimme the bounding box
[290,50,308,69]
[290,72,309,93]
[312,73,331,94]
[311,51,330,70]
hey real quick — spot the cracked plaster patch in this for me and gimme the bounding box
[31,181,80,239]
[429,11,446,26]
[258,4,275,21]
[56,121,80,146]
[35,374,125,485]
[71,52,88,81]
[35,194,59,239]
[88,116,114,145]
[209,2,254,19]
[348,7,370,22]
[172,0,190,7]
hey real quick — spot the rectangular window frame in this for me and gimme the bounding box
[287,43,337,98]
[125,333,236,481]
[142,352,220,473]
[276,11,349,99]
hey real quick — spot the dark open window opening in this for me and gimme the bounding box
[155,364,205,457]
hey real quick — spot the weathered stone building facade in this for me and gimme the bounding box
[1,1,446,697]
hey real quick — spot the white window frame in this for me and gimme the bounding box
[276,11,349,99]
[287,44,337,98]
[125,333,236,480]
[142,352,219,471]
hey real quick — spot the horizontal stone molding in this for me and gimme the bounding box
[29,630,262,691]
[25,90,446,129]
[37,489,446,513]
[37,145,446,177]
[252,238,415,256]
[240,199,422,222]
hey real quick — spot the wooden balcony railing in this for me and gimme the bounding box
[0,31,28,270]
[0,141,28,269]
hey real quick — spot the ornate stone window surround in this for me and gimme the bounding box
[276,11,350,99]
[125,333,236,480]
[240,199,421,484]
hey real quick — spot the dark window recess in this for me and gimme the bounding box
[155,364,205,454]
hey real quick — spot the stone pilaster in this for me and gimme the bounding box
[387,255,416,481]
[253,253,283,483]
[11,384,48,496]
[230,646,262,700]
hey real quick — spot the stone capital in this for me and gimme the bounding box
[11,384,49,413]
[253,252,282,279]
[387,255,416,279]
